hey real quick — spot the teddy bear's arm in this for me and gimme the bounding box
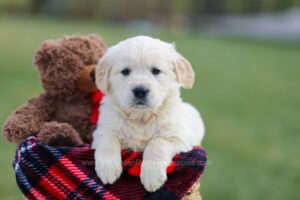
[2,94,53,143]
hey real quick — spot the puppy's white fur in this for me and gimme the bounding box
[92,36,205,192]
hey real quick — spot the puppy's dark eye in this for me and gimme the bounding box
[152,67,161,75]
[121,68,131,76]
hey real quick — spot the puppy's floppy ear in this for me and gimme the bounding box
[95,55,111,92]
[173,56,195,89]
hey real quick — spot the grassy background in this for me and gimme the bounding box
[0,16,300,200]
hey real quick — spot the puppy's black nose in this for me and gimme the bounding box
[133,87,149,99]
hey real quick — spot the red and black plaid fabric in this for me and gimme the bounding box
[14,136,207,200]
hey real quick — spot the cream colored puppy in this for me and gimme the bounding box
[92,36,205,192]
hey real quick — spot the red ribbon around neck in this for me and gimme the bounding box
[89,90,105,125]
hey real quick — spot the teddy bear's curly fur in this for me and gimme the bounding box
[2,34,106,146]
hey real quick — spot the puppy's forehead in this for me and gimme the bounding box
[108,36,177,66]
[117,36,172,50]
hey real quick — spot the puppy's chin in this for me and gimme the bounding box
[113,95,165,114]
[132,104,148,109]
[131,100,149,109]
[116,100,153,112]
[130,97,164,111]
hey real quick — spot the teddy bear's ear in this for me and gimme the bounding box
[34,40,59,71]
[88,34,106,45]
[95,54,111,92]
[172,56,195,89]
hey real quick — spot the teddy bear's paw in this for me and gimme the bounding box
[140,162,167,192]
[38,132,84,147]
[2,123,32,143]
[38,122,84,146]
[95,156,122,184]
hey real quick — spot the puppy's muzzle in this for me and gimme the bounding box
[132,86,149,105]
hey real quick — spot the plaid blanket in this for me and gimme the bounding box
[14,136,207,200]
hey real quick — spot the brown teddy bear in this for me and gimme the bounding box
[2,34,106,146]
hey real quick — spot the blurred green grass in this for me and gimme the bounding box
[0,16,300,200]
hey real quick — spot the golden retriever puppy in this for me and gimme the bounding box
[92,36,205,192]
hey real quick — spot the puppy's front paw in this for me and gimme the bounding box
[95,157,122,184]
[140,163,167,192]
